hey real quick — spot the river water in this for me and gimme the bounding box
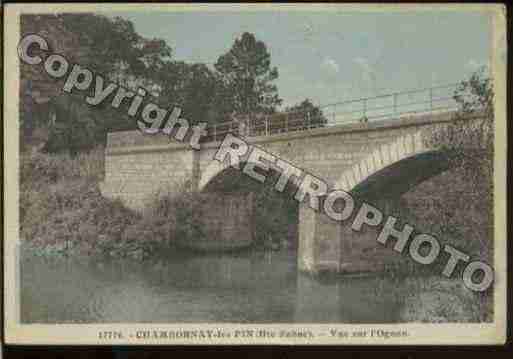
[21,250,402,323]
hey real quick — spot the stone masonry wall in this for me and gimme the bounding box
[100,131,195,210]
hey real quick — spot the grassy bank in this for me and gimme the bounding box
[19,149,208,259]
[367,164,494,323]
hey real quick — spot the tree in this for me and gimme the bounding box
[20,14,174,154]
[452,67,494,152]
[430,67,493,189]
[426,67,494,263]
[285,99,328,130]
[214,32,282,120]
[42,94,97,156]
[19,15,80,144]
[158,62,222,126]
[57,14,172,85]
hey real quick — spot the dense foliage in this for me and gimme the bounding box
[423,67,494,262]
[214,32,282,117]
[20,15,324,155]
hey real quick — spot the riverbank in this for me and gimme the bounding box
[20,149,198,259]
[20,149,493,323]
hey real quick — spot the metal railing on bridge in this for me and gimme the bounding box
[203,82,466,142]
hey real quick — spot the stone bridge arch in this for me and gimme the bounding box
[334,131,453,199]
[335,131,426,192]
[198,159,234,192]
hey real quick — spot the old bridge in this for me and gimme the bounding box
[100,85,482,275]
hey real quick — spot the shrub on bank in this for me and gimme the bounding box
[20,176,141,257]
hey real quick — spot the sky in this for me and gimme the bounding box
[108,9,491,109]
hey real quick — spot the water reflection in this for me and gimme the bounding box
[21,250,400,323]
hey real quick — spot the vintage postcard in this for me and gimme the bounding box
[3,3,507,345]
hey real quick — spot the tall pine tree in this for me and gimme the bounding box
[215,32,282,120]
